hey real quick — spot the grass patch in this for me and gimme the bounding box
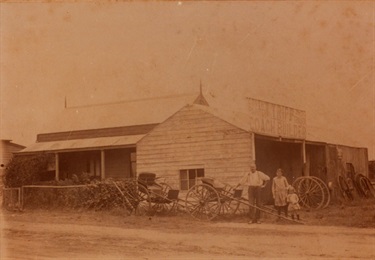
[306,198,375,228]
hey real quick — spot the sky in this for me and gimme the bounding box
[0,1,374,159]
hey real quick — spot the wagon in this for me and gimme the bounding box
[185,177,302,223]
[136,172,180,215]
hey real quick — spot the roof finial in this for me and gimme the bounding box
[194,80,209,106]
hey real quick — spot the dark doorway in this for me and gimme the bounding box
[255,135,304,205]
[305,144,327,182]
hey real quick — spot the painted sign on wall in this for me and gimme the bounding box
[247,98,306,139]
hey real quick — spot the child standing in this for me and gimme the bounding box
[272,168,289,218]
[287,186,301,220]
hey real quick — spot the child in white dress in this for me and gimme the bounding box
[287,186,301,220]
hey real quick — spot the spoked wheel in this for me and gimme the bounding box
[185,184,221,221]
[356,174,375,198]
[293,177,325,209]
[354,174,367,198]
[218,186,241,216]
[150,182,174,214]
[292,177,304,187]
[338,175,354,201]
[310,176,331,208]
[135,184,151,216]
[291,177,304,192]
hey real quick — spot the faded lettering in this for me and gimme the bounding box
[248,98,306,139]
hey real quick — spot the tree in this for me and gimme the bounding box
[3,154,50,188]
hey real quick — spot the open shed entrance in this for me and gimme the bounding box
[254,135,304,205]
[305,143,327,182]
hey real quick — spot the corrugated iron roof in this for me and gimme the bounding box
[37,123,158,142]
[19,134,145,153]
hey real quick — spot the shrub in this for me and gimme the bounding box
[22,179,140,212]
[3,154,50,188]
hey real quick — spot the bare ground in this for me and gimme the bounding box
[1,208,375,259]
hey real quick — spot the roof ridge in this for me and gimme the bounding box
[65,93,198,109]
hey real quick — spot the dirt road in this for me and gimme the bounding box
[1,210,375,259]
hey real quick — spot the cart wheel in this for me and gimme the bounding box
[356,174,375,198]
[185,184,221,221]
[294,177,325,209]
[291,177,305,191]
[310,176,331,208]
[338,175,354,201]
[135,184,151,216]
[150,182,174,214]
[364,176,375,198]
[354,174,366,198]
[359,177,370,197]
[218,186,241,216]
[292,176,308,199]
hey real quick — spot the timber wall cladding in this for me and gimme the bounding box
[326,145,369,182]
[137,105,253,188]
[1,142,23,165]
[338,145,368,176]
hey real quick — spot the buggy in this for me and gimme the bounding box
[137,172,180,214]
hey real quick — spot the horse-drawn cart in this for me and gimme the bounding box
[137,173,180,215]
[184,177,242,220]
[112,173,179,216]
[118,173,306,223]
[185,177,303,224]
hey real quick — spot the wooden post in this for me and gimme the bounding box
[302,140,306,164]
[302,140,308,176]
[101,150,105,180]
[251,133,256,162]
[325,145,330,180]
[21,186,24,210]
[55,153,59,181]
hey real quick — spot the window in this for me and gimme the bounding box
[180,168,204,190]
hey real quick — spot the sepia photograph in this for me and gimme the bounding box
[1,1,374,259]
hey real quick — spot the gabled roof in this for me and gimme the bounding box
[190,104,251,133]
[21,93,254,154]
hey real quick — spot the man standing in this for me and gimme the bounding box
[237,162,270,224]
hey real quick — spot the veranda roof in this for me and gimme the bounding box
[19,134,145,154]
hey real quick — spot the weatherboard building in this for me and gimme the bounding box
[18,92,368,203]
